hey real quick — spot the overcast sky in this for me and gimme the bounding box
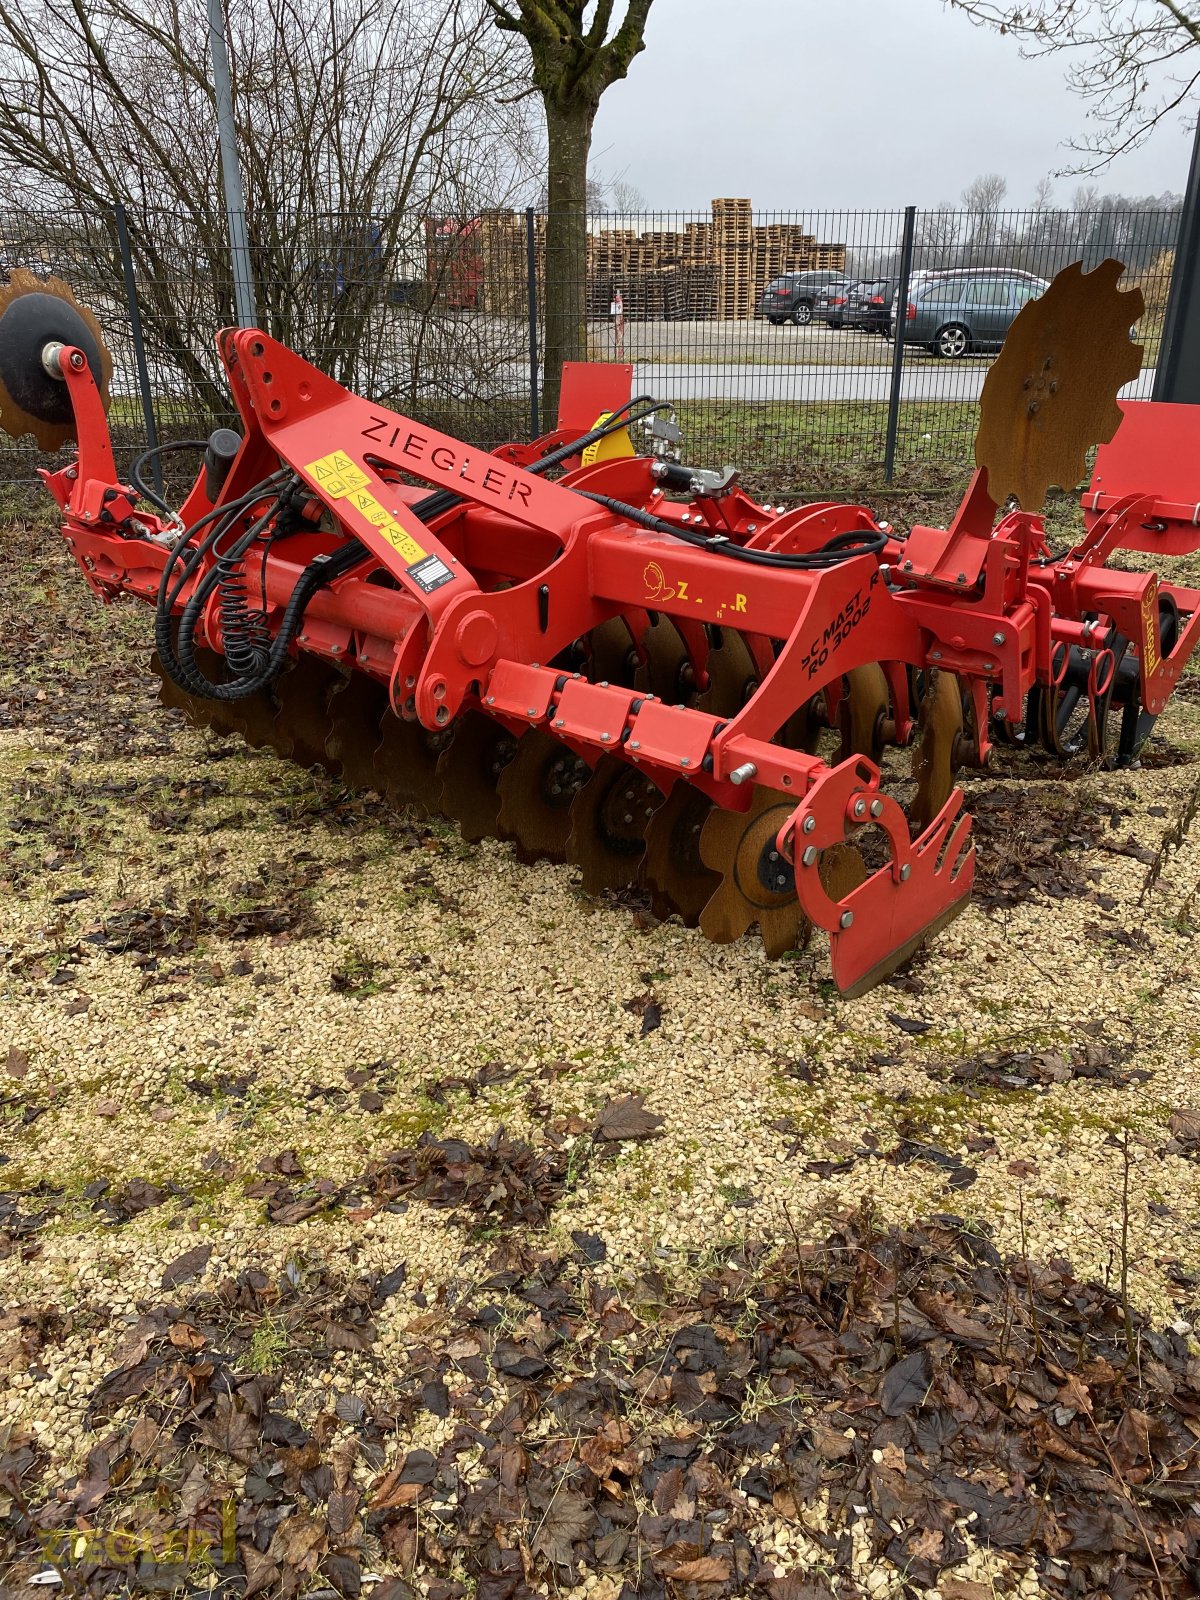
[589,0,1194,211]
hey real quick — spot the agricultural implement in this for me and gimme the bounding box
[2,259,1198,995]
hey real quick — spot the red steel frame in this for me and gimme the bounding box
[39,329,1200,995]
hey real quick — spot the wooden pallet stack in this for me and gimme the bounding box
[454,201,847,321]
[477,211,526,316]
[712,198,754,321]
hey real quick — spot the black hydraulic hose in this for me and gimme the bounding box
[131,439,210,516]
[575,490,888,570]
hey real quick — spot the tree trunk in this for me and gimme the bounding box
[541,95,596,427]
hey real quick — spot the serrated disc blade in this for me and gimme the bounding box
[374,708,447,814]
[565,754,665,894]
[0,268,112,450]
[911,669,963,830]
[635,614,694,703]
[840,662,889,761]
[583,616,639,685]
[641,780,719,926]
[436,710,518,841]
[697,628,759,716]
[698,786,810,956]
[324,673,390,786]
[272,655,340,770]
[974,258,1144,511]
[495,730,591,863]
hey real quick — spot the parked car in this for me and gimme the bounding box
[846,276,899,335]
[895,270,1049,357]
[759,270,851,326]
[814,278,857,328]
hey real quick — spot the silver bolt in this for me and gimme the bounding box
[931,650,942,661]
[853,798,867,818]
[486,695,495,705]
[992,631,1004,647]
[680,756,690,766]
[527,707,537,717]
[802,816,816,834]
[839,910,854,929]
[601,732,611,742]
[983,662,994,672]
[956,572,967,585]
[994,705,1007,720]
[902,559,913,571]
[869,798,883,818]
[629,739,641,751]
[899,864,911,881]
[747,524,757,533]
[801,846,818,867]
[729,761,757,785]
[555,718,565,728]
[768,850,779,863]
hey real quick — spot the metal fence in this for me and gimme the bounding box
[0,201,1181,499]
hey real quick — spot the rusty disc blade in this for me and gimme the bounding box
[436,709,518,841]
[839,662,889,761]
[374,708,448,814]
[496,730,591,863]
[780,693,826,755]
[910,668,964,831]
[582,616,640,685]
[0,269,112,451]
[697,627,759,716]
[324,673,390,786]
[698,786,811,957]
[974,258,1144,511]
[272,655,341,771]
[640,780,719,925]
[635,614,694,703]
[565,754,665,894]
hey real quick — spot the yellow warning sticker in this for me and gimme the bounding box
[306,450,370,497]
[345,488,392,527]
[377,521,428,565]
[305,455,427,564]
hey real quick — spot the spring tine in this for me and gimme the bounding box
[565,753,665,895]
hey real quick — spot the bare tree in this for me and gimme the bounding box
[0,0,536,415]
[961,171,1008,262]
[947,0,1200,169]
[486,0,655,422]
[914,202,962,268]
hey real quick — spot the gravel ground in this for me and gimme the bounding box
[584,321,898,368]
[4,500,1200,1597]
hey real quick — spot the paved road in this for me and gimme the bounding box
[624,361,1159,404]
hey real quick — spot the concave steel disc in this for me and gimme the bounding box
[974,258,1144,511]
[0,268,112,450]
[641,780,719,926]
[565,753,665,894]
[496,729,591,863]
[436,709,518,842]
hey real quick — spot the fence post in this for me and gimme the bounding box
[208,0,257,329]
[526,206,540,437]
[113,202,162,497]
[883,204,917,484]
[1153,114,1200,404]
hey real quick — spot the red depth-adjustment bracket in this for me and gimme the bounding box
[782,759,976,997]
